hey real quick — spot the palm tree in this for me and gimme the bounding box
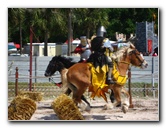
[25,8,66,56]
[73,8,110,38]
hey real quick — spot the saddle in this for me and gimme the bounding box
[112,62,127,86]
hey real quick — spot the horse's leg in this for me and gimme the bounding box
[67,83,85,104]
[112,85,130,113]
[64,88,72,95]
[102,88,114,110]
[103,86,123,110]
[67,83,79,104]
[111,85,122,107]
[81,95,91,107]
[65,85,91,107]
[72,86,87,104]
[77,85,91,111]
[66,63,91,111]
[69,82,91,111]
[121,87,130,113]
[109,89,115,103]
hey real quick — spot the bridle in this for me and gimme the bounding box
[47,61,56,74]
[45,60,64,88]
[49,60,65,72]
[118,49,145,67]
[129,49,145,67]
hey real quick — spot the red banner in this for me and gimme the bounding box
[148,40,152,53]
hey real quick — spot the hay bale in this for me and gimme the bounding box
[8,96,36,120]
[18,91,43,101]
[51,94,84,120]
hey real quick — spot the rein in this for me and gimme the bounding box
[49,77,62,88]
[112,48,145,85]
[111,48,133,85]
[136,54,145,67]
[46,56,76,88]
[118,61,130,65]
[130,49,145,67]
[116,48,144,68]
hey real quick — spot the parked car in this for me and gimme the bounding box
[9,53,28,57]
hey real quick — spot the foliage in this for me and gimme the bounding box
[8,8,158,46]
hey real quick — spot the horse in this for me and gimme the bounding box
[44,55,91,106]
[45,42,148,113]
[45,55,116,108]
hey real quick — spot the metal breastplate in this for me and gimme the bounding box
[81,49,91,60]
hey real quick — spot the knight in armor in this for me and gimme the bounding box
[72,36,91,62]
[87,26,115,84]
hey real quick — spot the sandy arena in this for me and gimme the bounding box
[30,97,159,121]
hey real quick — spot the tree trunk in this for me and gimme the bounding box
[86,27,90,39]
[19,22,22,55]
[44,30,48,56]
[68,9,72,56]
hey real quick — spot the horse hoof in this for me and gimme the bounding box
[85,105,91,112]
[115,103,121,107]
[102,104,108,110]
[122,105,128,114]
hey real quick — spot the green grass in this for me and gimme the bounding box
[8,82,55,86]
[8,82,159,100]
[8,82,158,87]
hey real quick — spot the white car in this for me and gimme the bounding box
[9,53,28,57]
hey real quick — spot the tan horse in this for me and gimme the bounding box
[63,43,147,113]
[45,43,148,113]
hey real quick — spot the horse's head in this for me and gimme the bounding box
[45,55,75,77]
[44,56,64,77]
[113,42,148,69]
[125,43,148,69]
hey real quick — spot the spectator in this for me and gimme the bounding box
[72,36,91,62]
[152,48,158,56]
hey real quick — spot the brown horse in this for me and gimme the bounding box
[45,42,148,113]
[44,55,91,106]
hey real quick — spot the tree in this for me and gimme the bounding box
[25,8,67,56]
[72,8,110,39]
[8,8,25,54]
[8,8,159,51]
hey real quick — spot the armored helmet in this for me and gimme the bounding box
[80,36,87,46]
[96,26,107,37]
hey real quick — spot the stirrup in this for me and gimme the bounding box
[106,79,115,84]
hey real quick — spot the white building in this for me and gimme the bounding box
[23,42,78,56]
[24,42,56,56]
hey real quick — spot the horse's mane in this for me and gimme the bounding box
[112,42,135,62]
[52,55,76,68]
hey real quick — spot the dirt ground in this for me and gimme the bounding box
[30,97,159,121]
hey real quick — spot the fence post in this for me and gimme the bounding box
[128,66,134,108]
[152,57,155,98]
[143,84,147,97]
[35,56,37,83]
[15,67,18,96]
